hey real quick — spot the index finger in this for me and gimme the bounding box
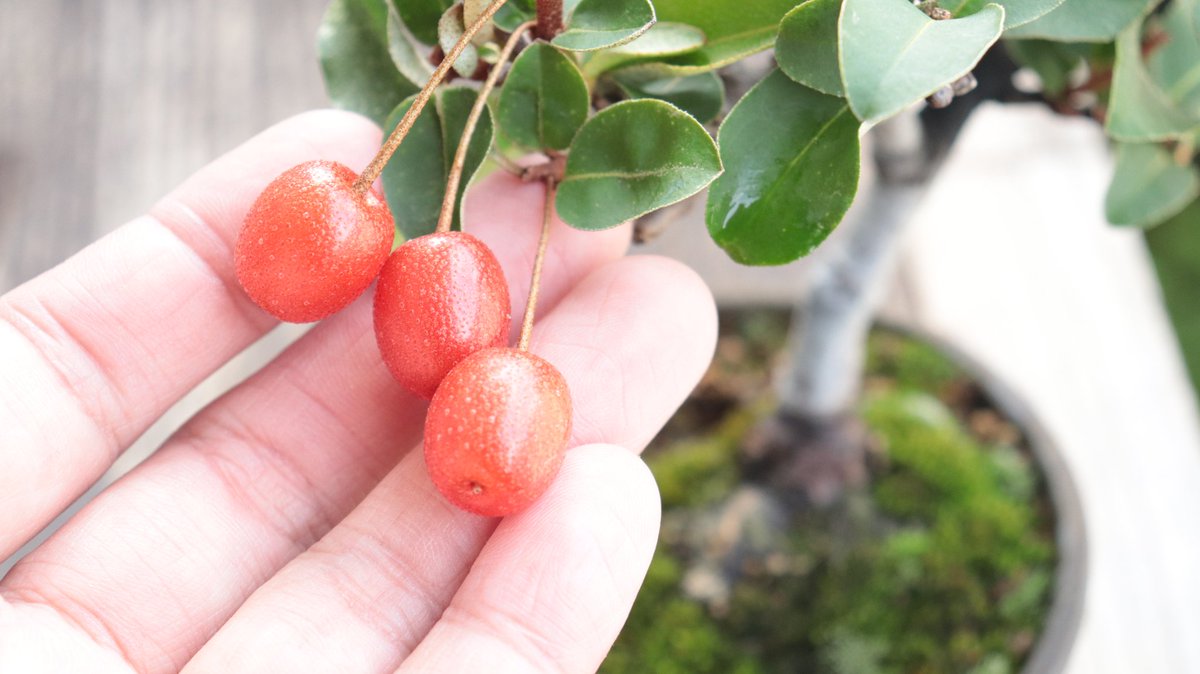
[0,110,382,558]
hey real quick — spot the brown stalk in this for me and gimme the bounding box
[435,20,536,234]
[519,178,556,351]
[353,0,510,194]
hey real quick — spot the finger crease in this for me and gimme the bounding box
[2,585,143,673]
[144,203,273,332]
[188,419,337,555]
[0,295,124,455]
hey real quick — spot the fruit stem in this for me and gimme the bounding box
[536,0,564,39]
[518,178,555,352]
[436,20,536,234]
[353,0,510,194]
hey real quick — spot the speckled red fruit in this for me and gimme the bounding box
[373,232,511,399]
[235,160,393,323]
[424,347,572,517]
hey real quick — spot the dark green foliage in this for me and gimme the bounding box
[319,0,419,126]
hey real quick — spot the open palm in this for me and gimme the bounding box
[0,111,716,674]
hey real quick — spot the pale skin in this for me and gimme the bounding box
[0,110,718,674]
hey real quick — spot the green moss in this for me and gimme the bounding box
[605,320,1056,674]
[866,331,961,393]
[649,402,766,509]
[602,554,764,674]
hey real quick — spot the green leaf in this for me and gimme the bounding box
[380,87,494,238]
[497,42,590,150]
[494,0,534,31]
[552,0,655,51]
[706,70,860,265]
[319,0,419,126]
[840,0,1004,125]
[394,0,451,44]
[1006,0,1155,42]
[387,2,437,85]
[463,0,500,44]
[1105,142,1200,228]
[1148,0,1200,116]
[776,0,843,96]
[581,22,706,77]
[438,4,480,78]
[610,68,725,122]
[940,0,1065,30]
[649,0,799,74]
[1106,20,1200,142]
[558,100,722,230]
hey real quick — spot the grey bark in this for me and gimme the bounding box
[777,108,934,420]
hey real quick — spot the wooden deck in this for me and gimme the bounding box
[3,2,1199,671]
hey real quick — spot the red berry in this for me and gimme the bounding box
[235,160,393,323]
[373,232,511,399]
[424,347,572,517]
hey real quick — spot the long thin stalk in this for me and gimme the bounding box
[353,0,509,193]
[435,20,536,234]
[518,179,556,351]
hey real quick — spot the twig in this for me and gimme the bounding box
[436,20,536,233]
[519,179,556,351]
[353,0,510,193]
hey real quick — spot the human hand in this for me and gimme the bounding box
[0,111,717,674]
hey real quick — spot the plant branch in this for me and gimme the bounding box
[536,0,564,39]
[353,0,510,194]
[436,20,535,234]
[519,178,556,351]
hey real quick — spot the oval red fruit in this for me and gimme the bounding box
[424,347,572,517]
[235,160,393,323]
[373,232,511,399]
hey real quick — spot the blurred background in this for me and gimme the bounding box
[2,2,1199,673]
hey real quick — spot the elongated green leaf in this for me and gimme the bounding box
[558,100,722,230]
[1107,20,1200,142]
[1106,142,1200,228]
[498,42,590,150]
[388,2,436,84]
[776,0,843,96]
[610,68,725,122]
[1148,0,1200,116]
[706,70,860,265]
[582,22,706,77]
[394,0,451,44]
[381,88,494,238]
[1006,0,1155,42]
[841,0,1004,125]
[940,0,1064,29]
[552,0,655,51]
[319,0,419,126]
[649,0,799,74]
